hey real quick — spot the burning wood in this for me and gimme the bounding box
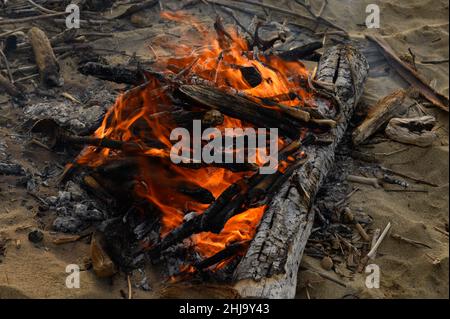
[2,1,370,299]
[55,11,369,299]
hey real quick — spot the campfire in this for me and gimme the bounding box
[26,9,369,298]
[72,12,322,274]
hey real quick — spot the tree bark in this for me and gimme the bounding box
[232,45,369,299]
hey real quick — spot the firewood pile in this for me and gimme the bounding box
[1,0,447,299]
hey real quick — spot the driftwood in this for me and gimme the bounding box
[28,27,61,87]
[366,35,449,112]
[352,89,406,145]
[233,45,369,298]
[385,116,437,147]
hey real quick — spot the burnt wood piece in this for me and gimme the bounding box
[233,45,369,299]
[0,73,24,99]
[148,137,312,257]
[28,27,61,87]
[352,89,406,145]
[195,241,250,270]
[79,62,146,86]
[275,41,323,61]
[178,85,306,139]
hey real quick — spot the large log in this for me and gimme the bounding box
[233,45,369,299]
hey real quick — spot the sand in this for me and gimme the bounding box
[0,0,448,299]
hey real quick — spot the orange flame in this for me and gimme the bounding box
[77,12,312,268]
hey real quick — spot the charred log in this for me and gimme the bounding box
[233,44,369,299]
[79,62,147,86]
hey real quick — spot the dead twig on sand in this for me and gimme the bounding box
[208,0,345,32]
[366,35,449,112]
[433,226,449,238]
[301,265,347,288]
[380,167,439,187]
[294,0,346,33]
[367,222,391,259]
[347,175,381,188]
[391,233,432,249]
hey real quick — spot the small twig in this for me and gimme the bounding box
[425,253,441,265]
[384,188,428,193]
[336,188,360,206]
[421,59,449,65]
[367,222,391,259]
[14,73,39,83]
[370,229,381,259]
[26,0,59,14]
[433,226,449,238]
[347,175,380,188]
[374,147,409,157]
[0,49,14,83]
[293,0,346,33]
[127,275,133,299]
[0,12,67,25]
[391,233,432,249]
[29,139,51,151]
[302,266,347,288]
[381,167,439,187]
[0,27,27,38]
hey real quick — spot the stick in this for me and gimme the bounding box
[336,188,360,206]
[0,27,27,38]
[293,0,346,33]
[0,73,23,98]
[433,226,449,238]
[26,0,59,14]
[127,275,132,299]
[195,241,250,270]
[352,89,407,145]
[380,167,438,187]
[347,175,380,188]
[343,208,371,242]
[0,12,67,25]
[0,49,14,82]
[367,222,391,259]
[366,35,449,112]
[301,265,347,288]
[391,233,432,249]
[370,229,381,259]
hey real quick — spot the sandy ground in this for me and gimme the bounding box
[0,0,448,299]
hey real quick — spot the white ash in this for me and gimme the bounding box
[23,101,106,134]
[47,182,108,233]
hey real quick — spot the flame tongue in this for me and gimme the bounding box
[77,12,312,270]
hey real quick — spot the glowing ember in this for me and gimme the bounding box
[77,11,312,269]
